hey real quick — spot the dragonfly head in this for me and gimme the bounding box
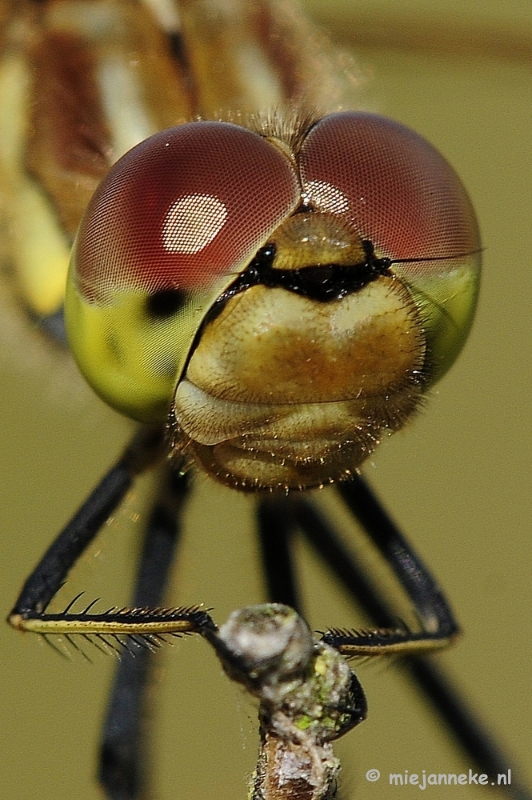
[65,113,480,490]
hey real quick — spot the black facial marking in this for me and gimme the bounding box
[217,240,391,305]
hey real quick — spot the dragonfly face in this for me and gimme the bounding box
[67,111,480,489]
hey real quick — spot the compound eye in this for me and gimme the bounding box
[73,121,300,302]
[299,112,481,385]
[66,122,300,421]
[299,112,480,278]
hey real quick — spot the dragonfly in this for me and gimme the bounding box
[0,1,528,800]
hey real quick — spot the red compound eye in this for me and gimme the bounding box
[74,121,300,302]
[299,112,480,278]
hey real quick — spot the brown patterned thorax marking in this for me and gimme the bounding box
[28,29,112,236]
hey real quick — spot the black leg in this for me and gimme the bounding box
[99,468,191,800]
[337,475,457,637]
[9,426,165,622]
[257,496,302,613]
[290,477,531,799]
[8,421,213,797]
[9,423,211,639]
[405,658,531,800]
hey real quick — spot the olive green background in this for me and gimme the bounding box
[0,1,530,799]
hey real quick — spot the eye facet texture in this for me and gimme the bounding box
[300,112,480,275]
[297,112,480,385]
[73,121,300,302]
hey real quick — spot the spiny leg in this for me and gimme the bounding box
[8,429,161,620]
[290,474,530,800]
[336,475,457,638]
[258,483,455,653]
[8,426,166,625]
[8,425,210,640]
[99,468,191,800]
[8,423,214,796]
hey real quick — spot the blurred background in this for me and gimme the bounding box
[0,1,530,798]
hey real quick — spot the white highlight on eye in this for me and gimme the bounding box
[305,180,350,214]
[162,195,227,254]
